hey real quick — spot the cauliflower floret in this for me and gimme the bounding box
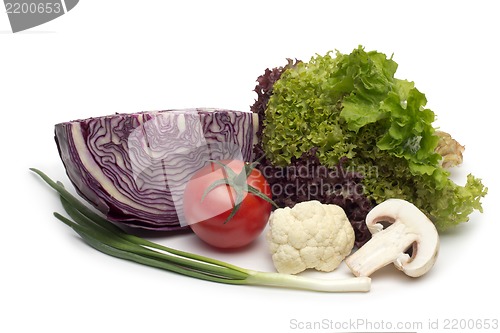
[266,200,355,274]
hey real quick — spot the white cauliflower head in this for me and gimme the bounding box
[266,200,355,274]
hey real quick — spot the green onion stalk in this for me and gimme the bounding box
[30,168,370,293]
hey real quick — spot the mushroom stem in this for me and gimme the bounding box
[345,222,415,277]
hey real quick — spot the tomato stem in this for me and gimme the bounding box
[200,160,277,225]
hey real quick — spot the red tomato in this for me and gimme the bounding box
[183,160,272,249]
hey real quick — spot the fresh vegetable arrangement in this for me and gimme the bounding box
[32,46,487,293]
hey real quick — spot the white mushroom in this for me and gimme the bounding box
[345,199,439,278]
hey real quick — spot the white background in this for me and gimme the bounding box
[1,1,498,332]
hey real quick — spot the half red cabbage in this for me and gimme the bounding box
[55,108,258,230]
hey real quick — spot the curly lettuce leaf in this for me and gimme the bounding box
[377,86,442,176]
[261,45,487,231]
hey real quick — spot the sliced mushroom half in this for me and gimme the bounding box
[345,199,439,278]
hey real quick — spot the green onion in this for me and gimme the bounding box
[30,168,371,293]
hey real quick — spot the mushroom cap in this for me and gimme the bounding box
[365,199,440,277]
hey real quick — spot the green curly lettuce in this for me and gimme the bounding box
[261,46,487,230]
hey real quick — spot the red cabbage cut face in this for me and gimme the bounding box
[55,108,258,230]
